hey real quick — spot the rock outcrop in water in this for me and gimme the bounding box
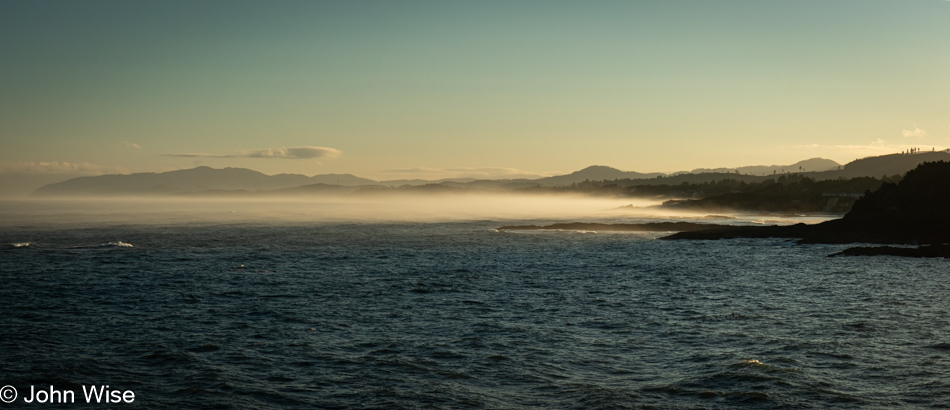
[663,161,950,257]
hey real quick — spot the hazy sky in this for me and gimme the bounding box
[1,0,948,180]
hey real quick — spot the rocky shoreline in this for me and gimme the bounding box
[500,161,950,259]
[662,162,950,257]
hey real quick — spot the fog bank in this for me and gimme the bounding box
[0,194,673,228]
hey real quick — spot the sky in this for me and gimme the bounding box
[1,0,948,182]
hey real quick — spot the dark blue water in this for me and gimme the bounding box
[2,221,949,408]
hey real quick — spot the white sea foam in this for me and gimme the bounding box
[740,359,766,366]
[11,242,32,247]
[104,241,134,248]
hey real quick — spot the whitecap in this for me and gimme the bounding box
[11,242,32,248]
[104,241,134,248]
[740,359,766,366]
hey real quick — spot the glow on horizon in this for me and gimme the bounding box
[1,0,948,181]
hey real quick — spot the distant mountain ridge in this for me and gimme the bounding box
[30,152,950,197]
[31,167,376,196]
[531,166,665,186]
[829,152,949,179]
[303,173,377,186]
[691,158,840,176]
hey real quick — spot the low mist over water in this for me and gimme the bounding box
[0,194,845,231]
[1,195,671,227]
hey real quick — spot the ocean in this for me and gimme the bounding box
[1,199,948,408]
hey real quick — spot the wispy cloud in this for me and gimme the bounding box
[902,125,929,138]
[120,141,142,149]
[242,146,342,159]
[164,146,342,160]
[0,161,128,175]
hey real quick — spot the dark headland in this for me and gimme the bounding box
[501,161,950,258]
[662,161,950,257]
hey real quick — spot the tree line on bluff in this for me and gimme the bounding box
[664,161,950,247]
[520,173,903,214]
